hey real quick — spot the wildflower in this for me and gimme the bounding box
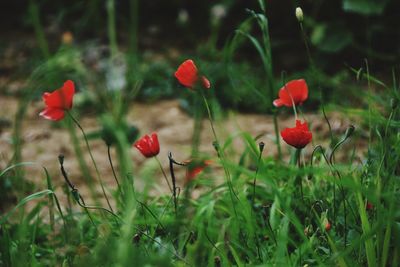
[175,59,210,89]
[273,79,308,108]
[295,7,304,22]
[325,221,331,231]
[134,133,160,158]
[185,159,212,183]
[281,120,312,149]
[39,80,75,121]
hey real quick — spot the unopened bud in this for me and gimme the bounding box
[58,154,64,165]
[344,125,355,139]
[295,7,304,22]
[259,141,265,153]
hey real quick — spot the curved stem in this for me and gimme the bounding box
[167,152,182,217]
[155,156,173,193]
[107,145,121,193]
[67,111,114,212]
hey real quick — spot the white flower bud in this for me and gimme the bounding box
[296,7,304,22]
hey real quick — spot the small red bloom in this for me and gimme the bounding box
[134,133,160,158]
[39,80,75,121]
[174,59,210,89]
[185,159,212,183]
[366,202,373,211]
[281,120,312,149]
[325,221,331,231]
[273,79,308,108]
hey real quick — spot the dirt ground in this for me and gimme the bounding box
[0,95,364,207]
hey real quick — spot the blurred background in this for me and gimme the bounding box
[0,0,399,208]
[1,0,399,111]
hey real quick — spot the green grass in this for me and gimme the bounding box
[1,2,400,267]
[1,78,399,265]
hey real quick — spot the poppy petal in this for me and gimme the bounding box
[150,133,160,156]
[175,59,198,88]
[43,80,75,109]
[281,120,312,149]
[273,99,284,107]
[274,79,308,107]
[39,107,65,121]
[201,76,211,89]
[134,133,160,158]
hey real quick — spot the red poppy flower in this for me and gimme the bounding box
[366,202,373,211]
[174,59,210,89]
[185,159,212,183]
[273,79,308,108]
[39,80,75,121]
[325,221,331,231]
[281,120,312,149]
[134,133,160,158]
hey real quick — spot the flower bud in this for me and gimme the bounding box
[344,125,355,139]
[58,154,64,165]
[295,7,304,22]
[259,141,265,153]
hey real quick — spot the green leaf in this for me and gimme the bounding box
[0,190,54,224]
[343,0,389,15]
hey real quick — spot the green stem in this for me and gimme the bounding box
[29,0,50,59]
[294,148,304,202]
[273,112,282,160]
[107,144,122,196]
[65,118,97,201]
[107,0,118,58]
[67,112,114,212]
[200,91,238,217]
[191,95,203,157]
[155,156,173,193]
[201,92,218,143]
[252,143,264,211]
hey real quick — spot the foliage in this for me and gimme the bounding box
[1,1,400,266]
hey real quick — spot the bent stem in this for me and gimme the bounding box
[67,111,114,212]
[107,144,123,198]
[168,152,183,217]
[155,156,173,193]
[58,155,96,226]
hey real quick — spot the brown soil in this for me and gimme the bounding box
[0,95,365,207]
